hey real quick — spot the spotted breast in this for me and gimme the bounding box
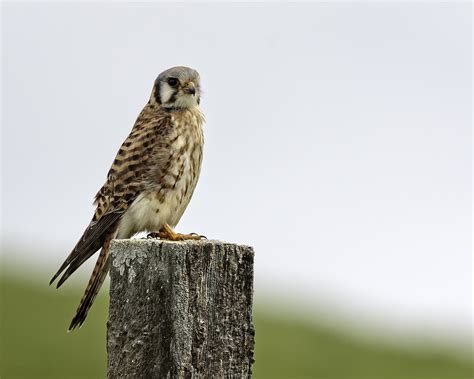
[116,107,204,239]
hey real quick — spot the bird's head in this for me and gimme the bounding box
[151,66,201,110]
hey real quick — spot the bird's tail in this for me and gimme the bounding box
[68,233,113,331]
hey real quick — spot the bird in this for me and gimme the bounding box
[50,66,206,331]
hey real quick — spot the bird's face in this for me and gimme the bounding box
[152,66,201,110]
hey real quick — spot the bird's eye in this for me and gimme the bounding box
[167,78,178,87]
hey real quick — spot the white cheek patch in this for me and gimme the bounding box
[160,82,175,104]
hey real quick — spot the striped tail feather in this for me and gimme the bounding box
[68,233,113,331]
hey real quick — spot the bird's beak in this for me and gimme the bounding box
[183,82,196,95]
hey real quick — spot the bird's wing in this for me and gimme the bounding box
[50,107,171,287]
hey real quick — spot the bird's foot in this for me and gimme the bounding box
[148,224,206,241]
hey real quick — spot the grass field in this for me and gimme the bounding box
[1,270,472,378]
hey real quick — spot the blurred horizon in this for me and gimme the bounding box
[1,257,472,378]
[2,243,472,353]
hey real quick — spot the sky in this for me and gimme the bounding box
[1,3,472,343]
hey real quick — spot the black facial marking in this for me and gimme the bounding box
[154,82,161,104]
[169,91,178,104]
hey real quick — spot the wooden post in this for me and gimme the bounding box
[107,239,255,378]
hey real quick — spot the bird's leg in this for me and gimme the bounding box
[153,224,206,241]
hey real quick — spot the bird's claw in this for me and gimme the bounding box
[147,232,160,239]
[189,232,207,240]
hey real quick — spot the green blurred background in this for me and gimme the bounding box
[1,261,471,379]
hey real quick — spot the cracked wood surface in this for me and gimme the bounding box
[107,239,255,378]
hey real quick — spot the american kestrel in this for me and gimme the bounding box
[50,66,205,330]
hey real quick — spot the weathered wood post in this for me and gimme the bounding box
[107,239,255,378]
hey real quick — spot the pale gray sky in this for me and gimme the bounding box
[2,3,471,341]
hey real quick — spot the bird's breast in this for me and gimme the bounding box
[156,109,204,202]
[119,108,204,237]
